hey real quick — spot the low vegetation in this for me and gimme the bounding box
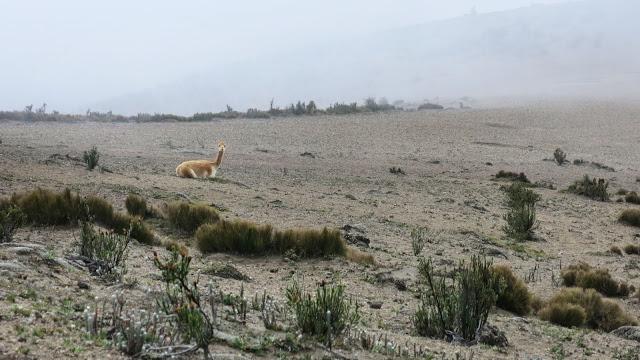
[491,265,532,315]
[414,256,498,343]
[0,205,26,243]
[83,146,100,170]
[623,244,640,255]
[79,221,130,279]
[619,209,640,227]
[553,148,567,165]
[125,193,148,218]
[538,288,636,331]
[561,263,630,297]
[503,183,539,240]
[495,170,530,183]
[286,279,360,344]
[567,175,609,201]
[196,220,346,258]
[164,201,220,234]
[625,191,640,204]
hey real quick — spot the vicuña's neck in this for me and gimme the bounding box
[213,148,224,166]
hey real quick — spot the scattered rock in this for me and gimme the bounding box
[428,160,441,164]
[374,271,408,291]
[77,281,91,290]
[368,301,383,309]
[341,224,366,233]
[345,194,357,200]
[611,326,640,342]
[478,324,508,347]
[0,261,27,272]
[341,224,370,247]
[463,200,487,212]
[269,199,284,207]
[7,247,36,255]
[300,152,316,159]
[485,162,493,166]
[205,264,251,281]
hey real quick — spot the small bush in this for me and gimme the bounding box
[414,256,498,342]
[538,288,636,331]
[619,209,640,227]
[567,175,609,201]
[79,221,130,279]
[503,183,539,241]
[411,227,427,256]
[610,246,623,255]
[623,244,640,255]
[83,146,100,170]
[504,183,540,208]
[495,170,530,183]
[125,194,147,218]
[491,265,531,315]
[0,205,26,243]
[553,148,567,165]
[196,220,346,258]
[286,279,360,343]
[86,196,114,224]
[14,188,86,225]
[625,191,640,205]
[389,167,406,175]
[561,263,628,297]
[164,202,219,234]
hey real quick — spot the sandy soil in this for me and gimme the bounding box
[1,101,640,359]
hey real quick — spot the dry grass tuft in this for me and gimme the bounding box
[625,191,640,204]
[125,194,148,218]
[620,209,640,227]
[610,245,623,255]
[561,262,629,297]
[164,201,219,234]
[623,244,640,255]
[491,265,532,315]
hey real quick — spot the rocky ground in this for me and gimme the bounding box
[1,101,640,359]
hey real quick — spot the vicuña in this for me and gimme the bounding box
[176,140,225,178]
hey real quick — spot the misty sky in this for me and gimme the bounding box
[0,0,571,112]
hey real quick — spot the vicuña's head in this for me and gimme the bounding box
[218,141,225,151]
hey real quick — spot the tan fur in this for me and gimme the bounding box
[176,141,225,178]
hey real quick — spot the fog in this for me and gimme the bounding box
[1,0,638,114]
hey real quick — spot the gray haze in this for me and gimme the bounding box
[1,0,637,114]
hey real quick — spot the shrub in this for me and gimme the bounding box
[196,220,346,258]
[567,175,609,201]
[14,188,86,225]
[561,263,628,297]
[0,205,26,243]
[83,146,100,170]
[164,202,219,234]
[286,279,360,343]
[625,192,640,205]
[411,227,427,256]
[414,256,498,342]
[553,148,567,165]
[495,170,530,183]
[79,221,130,279]
[491,265,531,315]
[623,244,640,255]
[503,183,539,240]
[610,246,623,255]
[389,167,406,175]
[538,288,636,331]
[86,196,154,245]
[619,209,640,227]
[125,194,147,217]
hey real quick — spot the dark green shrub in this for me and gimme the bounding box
[125,194,147,218]
[625,192,640,205]
[0,205,26,243]
[164,202,219,234]
[567,175,609,201]
[83,146,100,170]
[196,220,346,258]
[414,256,498,342]
[620,209,640,227]
[286,279,360,343]
[495,170,530,183]
[553,148,567,165]
[504,183,540,208]
[623,244,640,255]
[14,188,87,225]
[79,221,129,279]
[561,263,628,297]
[491,265,531,315]
[538,288,636,331]
[503,183,539,240]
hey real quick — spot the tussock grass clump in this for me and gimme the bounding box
[491,265,532,315]
[125,194,147,218]
[14,188,87,225]
[414,256,498,342]
[0,205,26,243]
[83,146,100,170]
[610,246,623,255]
[561,263,629,297]
[286,279,360,342]
[619,209,640,227]
[538,288,636,331]
[196,220,347,258]
[86,196,155,245]
[495,170,530,183]
[86,196,114,223]
[623,244,640,255]
[567,175,609,201]
[625,191,640,205]
[164,201,219,234]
